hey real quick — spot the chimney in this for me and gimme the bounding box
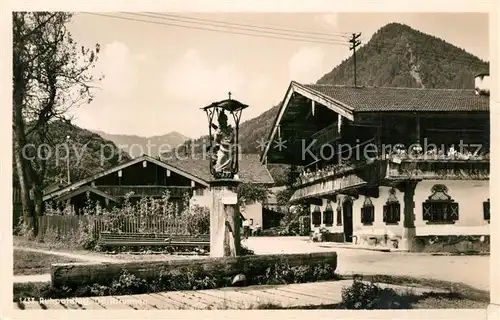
[474,73,490,96]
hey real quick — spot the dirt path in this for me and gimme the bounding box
[246,237,490,291]
[14,246,122,263]
[14,274,51,283]
[14,247,124,284]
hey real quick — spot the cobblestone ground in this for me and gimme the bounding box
[244,236,490,291]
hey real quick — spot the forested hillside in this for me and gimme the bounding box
[13,121,130,189]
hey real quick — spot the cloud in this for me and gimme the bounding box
[95,41,144,98]
[163,49,248,106]
[288,46,326,83]
[316,13,339,30]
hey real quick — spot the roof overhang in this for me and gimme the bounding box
[51,185,122,203]
[260,81,355,163]
[43,155,210,202]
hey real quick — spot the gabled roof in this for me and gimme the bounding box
[43,155,209,201]
[164,154,274,185]
[305,84,490,113]
[260,81,356,163]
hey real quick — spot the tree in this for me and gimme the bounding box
[237,183,270,207]
[12,12,101,236]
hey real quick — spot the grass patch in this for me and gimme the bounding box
[340,273,490,302]
[249,294,488,309]
[14,236,79,251]
[14,249,82,275]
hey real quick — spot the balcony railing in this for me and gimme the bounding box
[97,185,192,198]
[309,122,340,153]
[294,150,490,187]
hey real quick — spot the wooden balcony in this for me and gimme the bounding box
[290,156,489,202]
[96,185,192,198]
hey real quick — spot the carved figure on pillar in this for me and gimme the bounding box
[211,110,235,174]
[202,93,248,257]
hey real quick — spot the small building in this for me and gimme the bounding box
[43,154,274,225]
[261,81,489,251]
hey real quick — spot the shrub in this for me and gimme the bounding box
[298,215,311,236]
[311,227,330,242]
[186,205,210,235]
[340,276,410,309]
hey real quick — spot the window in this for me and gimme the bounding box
[422,184,459,224]
[312,205,321,227]
[323,201,334,226]
[361,197,374,225]
[483,199,490,221]
[336,203,342,225]
[249,218,254,225]
[194,188,204,196]
[383,188,401,224]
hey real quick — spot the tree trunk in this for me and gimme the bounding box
[12,59,38,236]
[12,132,37,236]
[51,252,338,289]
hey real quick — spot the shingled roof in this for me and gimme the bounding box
[304,84,489,112]
[163,154,274,185]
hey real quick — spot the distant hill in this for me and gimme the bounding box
[93,130,190,158]
[13,121,130,189]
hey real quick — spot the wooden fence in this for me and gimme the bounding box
[24,215,191,238]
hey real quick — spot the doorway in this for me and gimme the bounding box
[342,197,353,242]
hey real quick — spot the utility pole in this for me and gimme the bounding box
[349,33,362,87]
[66,135,71,185]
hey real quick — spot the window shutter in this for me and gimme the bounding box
[383,205,388,222]
[483,200,490,220]
[422,202,432,221]
[336,206,342,225]
[394,203,401,222]
[449,202,459,221]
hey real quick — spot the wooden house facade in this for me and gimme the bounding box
[261,80,490,251]
[43,154,274,223]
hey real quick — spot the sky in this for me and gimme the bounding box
[66,12,489,139]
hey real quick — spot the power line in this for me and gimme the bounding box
[145,12,353,38]
[126,12,348,43]
[84,13,349,46]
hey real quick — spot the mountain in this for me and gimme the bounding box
[93,130,190,158]
[13,121,131,189]
[316,22,489,88]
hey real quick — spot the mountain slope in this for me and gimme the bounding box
[93,130,190,158]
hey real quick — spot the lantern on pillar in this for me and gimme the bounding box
[202,92,248,179]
